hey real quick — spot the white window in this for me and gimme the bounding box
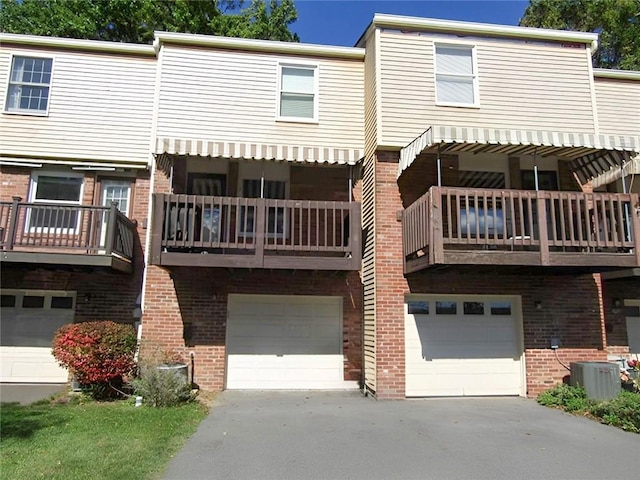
[28,173,84,232]
[5,56,53,115]
[434,44,478,107]
[278,64,317,121]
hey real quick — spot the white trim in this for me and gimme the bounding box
[0,33,155,56]
[0,156,148,170]
[100,179,132,217]
[154,31,364,60]
[593,69,640,80]
[3,53,55,116]
[433,43,480,108]
[370,14,599,50]
[586,47,600,135]
[27,171,85,235]
[276,62,319,123]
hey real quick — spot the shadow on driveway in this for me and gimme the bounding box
[164,391,638,480]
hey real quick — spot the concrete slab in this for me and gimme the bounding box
[164,391,639,480]
[0,383,67,405]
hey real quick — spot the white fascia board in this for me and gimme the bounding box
[371,14,599,51]
[0,33,156,56]
[593,68,640,81]
[154,31,365,60]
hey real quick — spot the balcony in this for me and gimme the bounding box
[402,187,640,274]
[149,194,361,270]
[0,197,137,273]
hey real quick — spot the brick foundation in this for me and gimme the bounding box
[371,150,610,398]
[141,267,363,391]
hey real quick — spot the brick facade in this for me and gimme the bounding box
[141,266,363,390]
[140,158,364,390]
[0,166,151,325]
[370,150,613,398]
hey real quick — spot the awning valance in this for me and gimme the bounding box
[155,137,363,165]
[591,155,640,188]
[398,125,640,179]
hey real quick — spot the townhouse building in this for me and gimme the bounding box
[1,14,638,398]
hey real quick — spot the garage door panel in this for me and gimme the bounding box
[227,295,348,389]
[406,296,523,397]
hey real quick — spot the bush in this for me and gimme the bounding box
[537,383,590,411]
[588,391,640,433]
[52,321,137,399]
[131,365,194,407]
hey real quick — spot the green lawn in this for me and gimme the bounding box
[0,397,208,480]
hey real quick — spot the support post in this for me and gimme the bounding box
[430,187,444,264]
[254,198,265,268]
[537,191,549,266]
[104,201,118,255]
[5,196,22,250]
[150,194,165,265]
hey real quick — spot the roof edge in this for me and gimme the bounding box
[0,33,156,56]
[593,68,640,81]
[154,32,365,59]
[371,14,599,50]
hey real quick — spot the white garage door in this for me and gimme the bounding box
[227,294,353,389]
[405,295,524,397]
[625,300,640,353]
[1,290,75,383]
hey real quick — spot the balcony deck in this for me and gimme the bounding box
[402,187,640,274]
[0,197,136,273]
[149,194,361,270]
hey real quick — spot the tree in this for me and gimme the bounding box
[0,0,299,44]
[519,0,640,70]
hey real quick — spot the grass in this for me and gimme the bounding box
[0,395,208,480]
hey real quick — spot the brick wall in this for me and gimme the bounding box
[0,165,151,324]
[141,267,363,391]
[372,150,608,398]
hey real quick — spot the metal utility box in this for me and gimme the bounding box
[570,362,620,400]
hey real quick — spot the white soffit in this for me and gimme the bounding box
[398,125,640,179]
[0,156,148,170]
[155,137,363,165]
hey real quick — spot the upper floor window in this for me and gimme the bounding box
[434,45,478,107]
[278,64,317,122]
[5,56,53,115]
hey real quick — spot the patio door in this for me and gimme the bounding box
[99,180,131,249]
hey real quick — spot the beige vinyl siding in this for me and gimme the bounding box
[361,155,376,392]
[0,47,155,165]
[594,77,640,135]
[378,30,596,147]
[156,45,364,151]
[361,30,378,392]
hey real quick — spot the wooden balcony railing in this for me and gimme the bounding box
[402,187,640,273]
[150,194,361,270]
[0,196,136,272]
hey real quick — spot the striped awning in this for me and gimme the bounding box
[398,125,640,180]
[155,137,363,165]
[591,155,640,188]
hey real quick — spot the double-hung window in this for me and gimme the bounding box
[278,64,317,121]
[434,44,478,107]
[28,173,84,232]
[5,56,53,115]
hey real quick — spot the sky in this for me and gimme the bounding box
[292,0,531,46]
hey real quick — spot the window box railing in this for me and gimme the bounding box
[402,187,640,272]
[150,194,361,270]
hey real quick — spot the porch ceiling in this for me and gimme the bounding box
[398,125,640,184]
[155,137,363,165]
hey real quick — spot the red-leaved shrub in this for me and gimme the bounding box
[52,321,137,397]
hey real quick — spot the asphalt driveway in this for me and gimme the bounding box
[164,391,639,480]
